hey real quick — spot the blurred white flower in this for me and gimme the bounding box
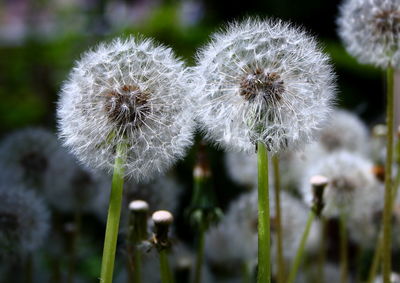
[193,19,335,153]
[338,0,400,68]
[0,185,50,258]
[44,148,110,215]
[205,189,320,277]
[0,128,60,190]
[301,151,382,218]
[57,37,195,181]
[317,109,369,154]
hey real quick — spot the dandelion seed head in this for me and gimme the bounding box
[338,0,400,68]
[57,36,194,181]
[318,109,369,154]
[193,18,335,153]
[44,148,110,214]
[0,128,60,189]
[205,189,320,276]
[0,186,50,258]
[301,151,381,218]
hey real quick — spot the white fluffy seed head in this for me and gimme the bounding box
[193,18,336,154]
[57,36,195,181]
[0,128,60,190]
[338,0,400,68]
[317,109,369,154]
[301,151,382,218]
[0,185,50,258]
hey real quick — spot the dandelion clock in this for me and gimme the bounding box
[193,19,336,283]
[57,36,194,283]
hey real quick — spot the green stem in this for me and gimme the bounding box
[242,262,252,283]
[257,141,270,283]
[368,231,383,283]
[272,155,285,283]
[339,212,348,283]
[382,66,394,283]
[25,254,33,283]
[160,249,173,283]
[317,218,327,283]
[367,136,400,283]
[100,142,127,283]
[194,226,205,283]
[287,211,315,283]
[133,249,142,283]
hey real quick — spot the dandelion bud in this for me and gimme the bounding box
[128,200,149,243]
[193,19,335,153]
[310,175,329,217]
[152,210,173,250]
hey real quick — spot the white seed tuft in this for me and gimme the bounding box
[57,36,195,181]
[192,18,336,153]
[338,0,400,68]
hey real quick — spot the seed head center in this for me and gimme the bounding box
[104,84,150,127]
[373,9,400,37]
[0,212,19,232]
[239,69,285,102]
[19,152,48,174]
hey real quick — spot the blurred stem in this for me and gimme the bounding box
[287,210,315,283]
[272,155,285,283]
[194,225,205,283]
[242,262,251,283]
[160,249,173,283]
[339,211,348,283]
[68,210,81,283]
[100,142,127,283]
[257,141,270,283]
[383,66,394,283]
[317,218,327,283]
[368,231,383,283]
[25,254,33,283]
[368,135,400,283]
[133,250,142,283]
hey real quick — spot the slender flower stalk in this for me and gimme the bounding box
[152,210,174,283]
[100,142,127,283]
[382,66,394,282]
[287,211,315,283]
[272,155,285,283]
[257,141,270,283]
[127,200,149,283]
[188,143,221,283]
[367,127,400,283]
[317,218,327,283]
[339,211,348,283]
[288,175,328,283]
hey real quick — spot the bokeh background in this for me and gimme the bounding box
[0,0,399,282]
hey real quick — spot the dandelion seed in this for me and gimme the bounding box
[57,36,195,181]
[193,18,335,153]
[338,0,400,68]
